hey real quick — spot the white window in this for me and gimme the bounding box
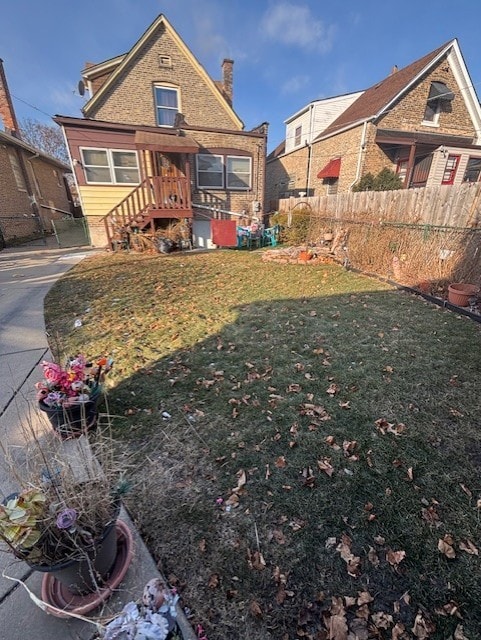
[197,154,223,188]
[154,85,179,127]
[80,148,140,184]
[227,156,251,189]
[8,149,27,191]
[294,125,302,147]
[196,154,252,190]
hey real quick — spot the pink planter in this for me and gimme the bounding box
[447,283,479,307]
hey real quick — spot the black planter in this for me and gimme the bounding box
[38,388,101,439]
[29,499,121,596]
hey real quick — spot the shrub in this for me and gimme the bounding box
[353,168,403,192]
[271,205,311,245]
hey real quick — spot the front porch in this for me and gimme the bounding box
[102,130,199,247]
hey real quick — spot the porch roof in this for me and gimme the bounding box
[375,129,475,148]
[134,130,199,153]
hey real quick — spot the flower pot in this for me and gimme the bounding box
[29,498,121,595]
[447,283,479,307]
[299,250,312,262]
[38,386,101,439]
[41,519,134,618]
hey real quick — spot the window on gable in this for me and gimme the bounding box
[8,149,27,191]
[463,157,481,183]
[442,154,460,185]
[80,148,140,184]
[154,86,179,127]
[159,55,172,68]
[423,81,454,125]
[294,125,302,147]
[196,153,252,190]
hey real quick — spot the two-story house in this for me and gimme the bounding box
[54,14,268,249]
[266,39,481,206]
[0,60,73,247]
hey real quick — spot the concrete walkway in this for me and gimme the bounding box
[0,239,195,639]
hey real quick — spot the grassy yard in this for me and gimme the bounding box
[45,250,481,639]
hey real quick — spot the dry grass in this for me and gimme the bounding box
[44,250,481,639]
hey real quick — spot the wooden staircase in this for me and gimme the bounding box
[101,175,192,247]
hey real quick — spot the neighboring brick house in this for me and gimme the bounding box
[266,39,481,206]
[54,14,268,248]
[0,60,72,247]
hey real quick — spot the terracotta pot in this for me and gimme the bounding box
[447,283,479,307]
[299,251,312,261]
[41,519,134,618]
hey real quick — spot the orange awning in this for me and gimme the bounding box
[317,157,341,179]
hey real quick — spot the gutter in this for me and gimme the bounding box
[350,121,368,190]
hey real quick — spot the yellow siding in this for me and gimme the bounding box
[79,185,134,217]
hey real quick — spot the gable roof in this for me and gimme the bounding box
[0,129,70,171]
[81,14,243,129]
[315,39,481,142]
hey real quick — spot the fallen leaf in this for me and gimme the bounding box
[326,383,340,396]
[272,529,286,545]
[275,456,287,468]
[392,622,407,640]
[460,483,472,498]
[318,458,334,477]
[357,591,373,606]
[438,537,456,559]
[386,549,406,567]
[371,611,393,629]
[232,469,246,493]
[208,573,219,589]
[367,546,379,567]
[250,600,263,618]
[348,618,368,639]
[300,466,316,488]
[247,549,266,571]
[198,538,206,553]
[459,539,478,555]
[412,611,436,638]
[406,467,414,482]
[454,624,469,640]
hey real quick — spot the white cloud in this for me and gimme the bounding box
[261,2,335,53]
[281,74,310,94]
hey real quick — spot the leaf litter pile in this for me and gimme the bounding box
[45,251,481,639]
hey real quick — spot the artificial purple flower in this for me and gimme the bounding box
[56,508,78,530]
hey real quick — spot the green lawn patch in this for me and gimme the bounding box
[45,250,481,639]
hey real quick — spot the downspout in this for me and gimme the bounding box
[305,103,314,195]
[350,120,368,190]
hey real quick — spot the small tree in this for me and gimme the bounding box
[353,168,403,192]
[20,118,69,165]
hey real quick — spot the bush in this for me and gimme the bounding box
[353,168,403,192]
[271,205,311,245]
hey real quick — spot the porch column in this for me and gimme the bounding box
[405,143,417,188]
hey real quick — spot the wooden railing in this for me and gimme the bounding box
[101,176,191,246]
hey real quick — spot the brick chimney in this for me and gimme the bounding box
[0,59,20,136]
[222,59,234,106]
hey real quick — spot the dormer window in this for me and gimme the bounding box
[154,85,179,127]
[294,125,302,147]
[423,81,454,125]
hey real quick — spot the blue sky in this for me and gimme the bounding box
[1,0,481,152]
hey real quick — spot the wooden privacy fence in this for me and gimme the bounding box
[273,183,481,291]
[275,182,481,228]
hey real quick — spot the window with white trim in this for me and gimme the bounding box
[154,85,179,127]
[442,154,460,185]
[294,125,302,147]
[80,148,140,184]
[196,154,252,190]
[227,156,251,189]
